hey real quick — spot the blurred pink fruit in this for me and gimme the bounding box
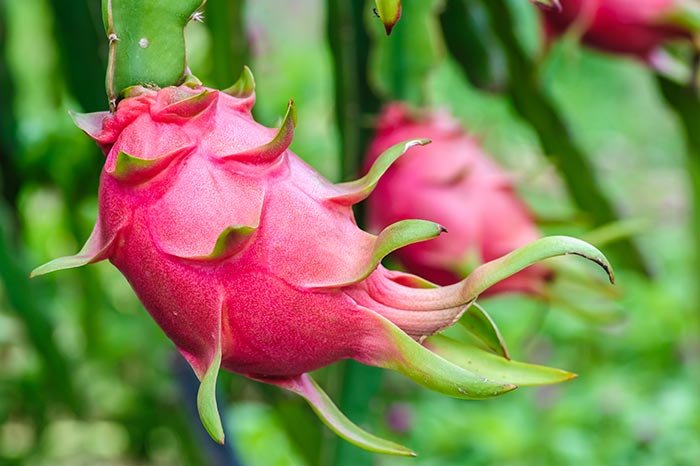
[538,0,693,60]
[366,103,551,295]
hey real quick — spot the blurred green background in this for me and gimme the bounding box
[1,0,699,465]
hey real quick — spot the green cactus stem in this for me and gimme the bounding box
[205,0,249,90]
[102,0,205,110]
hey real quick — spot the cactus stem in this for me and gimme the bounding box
[106,0,117,111]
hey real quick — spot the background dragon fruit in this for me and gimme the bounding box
[539,0,694,59]
[31,67,614,454]
[365,103,551,295]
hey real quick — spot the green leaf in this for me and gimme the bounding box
[31,220,115,278]
[223,65,256,99]
[223,99,296,163]
[375,0,402,35]
[330,138,430,205]
[197,343,225,444]
[427,335,576,386]
[544,280,626,326]
[258,374,415,456]
[580,218,650,248]
[371,313,518,399]
[174,225,257,261]
[327,0,380,180]
[454,236,614,302]
[460,303,510,359]
[69,111,109,140]
[111,144,194,183]
[155,89,218,118]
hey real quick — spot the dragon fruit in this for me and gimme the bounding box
[32,69,613,455]
[538,0,695,59]
[366,103,550,295]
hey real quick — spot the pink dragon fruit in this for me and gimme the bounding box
[32,68,613,455]
[366,103,550,295]
[538,0,695,60]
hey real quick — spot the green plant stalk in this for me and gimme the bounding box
[439,0,507,92]
[326,1,384,465]
[205,0,249,90]
[369,0,441,106]
[479,0,650,274]
[389,8,408,102]
[657,75,700,315]
[48,0,106,112]
[102,0,205,108]
[327,0,379,180]
[0,2,20,208]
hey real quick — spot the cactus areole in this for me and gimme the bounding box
[33,0,615,456]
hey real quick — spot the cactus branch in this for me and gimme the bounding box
[106,0,117,110]
[102,0,205,108]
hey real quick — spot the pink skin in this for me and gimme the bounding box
[35,82,612,451]
[74,87,468,380]
[539,0,689,60]
[365,103,550,295]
